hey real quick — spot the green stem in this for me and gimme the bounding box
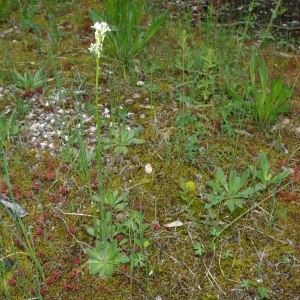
[94,56,106,246]
[259,0,282,48]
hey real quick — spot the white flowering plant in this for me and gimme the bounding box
[89,0,165,65]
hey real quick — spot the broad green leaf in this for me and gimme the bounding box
[228,170,237,194]
[258,57,268,93]
[259,152,270,183]
[269,169,291,185]
[215,167,228,192]
[87,242,129,277]
[250,55,256,86]
[238,169,250,191]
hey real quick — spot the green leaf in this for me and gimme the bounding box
[228,170,237,194]
[250,55,256,87]
[238,168,250,191]
[259,152,270,183]
[269,169,291,185]
[87,247,115,277]
[87,241,129,277]
[215,167,228,192]
[194,242,206,257]
[86,227,95,237]
[225,198,243,212]
[143,240,150,248]
[258,57,268,93]
[132,15,165,55]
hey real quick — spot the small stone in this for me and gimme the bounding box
[136,81,144,86]
[40,141,47,150]
[89,126,97,133]
[29,123,39,131]
[145,163,153,174]
[26,113,35,119]
[282,118,290,125]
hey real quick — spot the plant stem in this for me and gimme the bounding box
[94,56,106,247]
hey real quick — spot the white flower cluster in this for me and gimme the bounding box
[89,22,111,58]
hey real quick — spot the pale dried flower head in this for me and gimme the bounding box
[89,22,111,58]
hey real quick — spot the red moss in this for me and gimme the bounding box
[153,221,160,231]
[21,89,34,99]
[60,186,69,196]
[72,256,80,267]
[32,180,40,191]
[12,186,22,200]
[40,285,47,295]
[67,226,76,235]
[115,233,123,241]
[0,180,9,195]
[17,268,27,277]
[61,282,79,291]
[34,224,44,237]
[7,276,16,286]
[70,269,81,279]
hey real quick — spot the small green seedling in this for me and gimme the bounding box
[103,124,144,155]
[13,67,45,91]
[194,242,206,257]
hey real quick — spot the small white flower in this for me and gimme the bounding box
[145,163,153,174]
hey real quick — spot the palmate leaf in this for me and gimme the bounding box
[87,241,129,277]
